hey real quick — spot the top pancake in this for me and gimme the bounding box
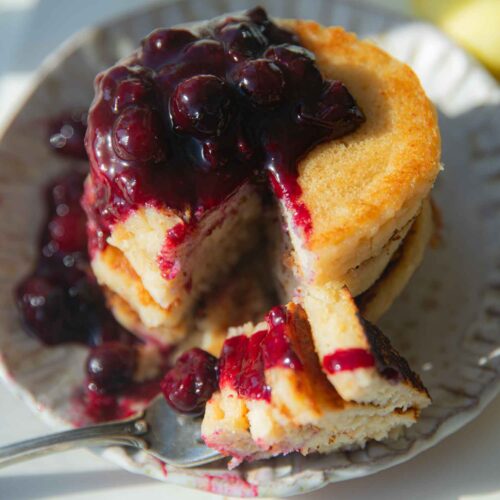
[282,21,441,283]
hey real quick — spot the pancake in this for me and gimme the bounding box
[303,285,429,407]
[340,215,414,297]
[103,248,277,347]
[87,181,262,337]
[282,20,440,284]
[271,205,416,302]
[202,302,429,466]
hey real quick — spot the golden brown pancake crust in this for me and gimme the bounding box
[282,21,440,280]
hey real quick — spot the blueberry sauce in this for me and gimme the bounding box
[15,169,135,347]
[80,343,173,422]
[219,330,270,401]
[87,342,138,393]
[320,321,405,382]
[218,305,301,401]
[15,167,174,422]
[157,222,190,280]
[48,111,88,159]
[161,347,219,414]
[322,348,376,374]
[84,7,364,256]
[263,305,303,371]
[78,375,167,423]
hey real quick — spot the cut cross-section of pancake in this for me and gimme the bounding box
[270,202,418,303]
[102,247,277,348]
[84,177,263,343]
[101,196,434,345]
[202,302,429,466]
[173,250,278,358]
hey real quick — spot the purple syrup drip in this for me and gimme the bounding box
[322,348,375,374]
[14,169,137,348]
[218,305,302,401]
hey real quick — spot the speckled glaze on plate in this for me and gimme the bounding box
[1,0,499,497]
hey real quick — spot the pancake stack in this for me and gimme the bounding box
[84,11,441,464]
[202,300,429,466]
[87,22,439,345]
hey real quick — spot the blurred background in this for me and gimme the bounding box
[0,0,499,128]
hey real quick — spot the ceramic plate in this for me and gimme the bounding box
[1,0,499,497]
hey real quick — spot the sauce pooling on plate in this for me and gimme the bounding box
[14,166,172,422]
[15,7,365,421]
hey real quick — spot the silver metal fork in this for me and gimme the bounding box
[0,395,222,468]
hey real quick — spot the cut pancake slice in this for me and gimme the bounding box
[202,302,429,465]
[86,179,262,341]
[303,285,429,408]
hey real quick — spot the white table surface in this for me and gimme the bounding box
[0,1,499,499]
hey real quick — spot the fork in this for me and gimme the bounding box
[0,395,222,468]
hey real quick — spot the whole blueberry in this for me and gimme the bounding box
[15,275,66,345]
[265,44,323,94]
[170,75,233,137]
[182,40,226,76]
[315,80,365,127]
[112,106,164,162]
[217,21,267,61]
[233,59,286,107]
[112,78,150,114]
[142,28,198,66]
[160,348,218,415]
[48,212,87,254]
[86,342,137,394]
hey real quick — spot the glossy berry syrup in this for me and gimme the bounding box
[84,7,364,253]
[217,305,301,402]
[15,168,135,347]
[322,319,403,381]
[15,165,171,422]
[322,348,375,373]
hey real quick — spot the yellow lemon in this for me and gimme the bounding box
[413,0,500,78]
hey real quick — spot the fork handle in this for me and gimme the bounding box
[0,414,149,468]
